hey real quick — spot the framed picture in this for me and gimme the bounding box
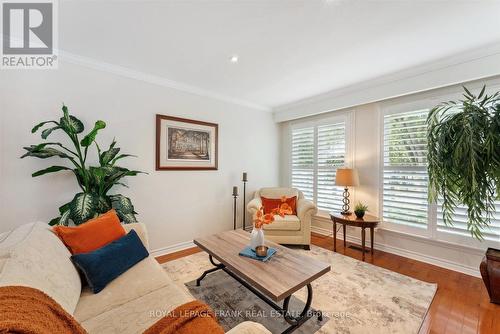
[156,114,218,170]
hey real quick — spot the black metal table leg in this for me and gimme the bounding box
[197,255,323,333]
[196,255,224,286]
[222,267,321,333]
[281,283,321,333]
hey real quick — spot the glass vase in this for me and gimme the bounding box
[250,227,265,250]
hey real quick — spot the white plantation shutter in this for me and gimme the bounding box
[437,201,500,241]
[317,123,345,211]
[290,119,347,212]
[383,110,429,228]
[291,127,314,200]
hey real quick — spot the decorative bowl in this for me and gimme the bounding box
[255,245,269,257]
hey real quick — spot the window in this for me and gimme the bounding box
[382,106,500,244]
[382,109,429,229]
[316,123,346,211]
[291,118,347,213]
[433,108,500,242]
[291,127,314,200]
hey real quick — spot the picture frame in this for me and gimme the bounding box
[156,114,218,170]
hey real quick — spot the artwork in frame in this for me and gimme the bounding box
[156,114,218,170]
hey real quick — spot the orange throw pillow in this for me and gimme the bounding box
[261,196,297,215]
[53,209,126,255]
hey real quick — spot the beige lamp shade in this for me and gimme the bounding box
[335,168,359,187]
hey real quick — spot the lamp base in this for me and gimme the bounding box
[341,187,351,216]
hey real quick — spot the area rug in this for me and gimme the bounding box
[162,246,437,334]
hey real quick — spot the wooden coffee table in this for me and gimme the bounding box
[194,229,330,333]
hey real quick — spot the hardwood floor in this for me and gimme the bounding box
[156,232,500,334]
[155,246,201,263]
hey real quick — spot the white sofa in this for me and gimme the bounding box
[247,187,317,249]
[0,222,270,334]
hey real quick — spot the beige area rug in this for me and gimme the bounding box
[162,245,437,334]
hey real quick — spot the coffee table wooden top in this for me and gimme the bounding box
[193,229,330,302]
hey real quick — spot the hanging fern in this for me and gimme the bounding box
[21,105,145,226]
[427,86,500,240]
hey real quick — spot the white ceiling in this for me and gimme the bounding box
[60,0,500,110]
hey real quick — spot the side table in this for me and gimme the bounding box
[330,213,380,261]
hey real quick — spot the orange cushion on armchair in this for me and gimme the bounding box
[261,196,297,215]
[53,209,126,255]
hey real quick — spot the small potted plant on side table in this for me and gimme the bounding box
[354,202,368,219]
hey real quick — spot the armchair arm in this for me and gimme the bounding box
[122,223,149,250]
[296,198,317,222]
[247,197,262,217]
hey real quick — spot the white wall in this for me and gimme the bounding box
[279,76,500,277]
[0,61,279,253]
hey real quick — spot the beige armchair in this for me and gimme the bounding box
[247,187,317,249]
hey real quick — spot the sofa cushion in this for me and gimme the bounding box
[263,215,301,231]
[74,256,174,322]
[80,280,194,334]
[53,210,125,255]
[71,230,149,293]
[0,222,81,314]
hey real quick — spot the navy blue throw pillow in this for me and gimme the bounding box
[71,229,149,293]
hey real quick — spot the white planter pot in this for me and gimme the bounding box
[250,227,265,250]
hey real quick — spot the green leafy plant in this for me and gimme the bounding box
[21,105,145,226]
[354,202,368,212]
[354,202,367,218]
[427,86,500,240]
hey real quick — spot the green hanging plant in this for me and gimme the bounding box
[21,105,146,226]
[427,86,500,240]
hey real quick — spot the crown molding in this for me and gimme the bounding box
[273,41,500,122]
[59,51,271,112]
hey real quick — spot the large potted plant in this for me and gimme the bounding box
[21,105,145,226]
[427,86,500,303]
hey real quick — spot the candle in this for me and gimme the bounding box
[232,186,239,196]
[242,172,248,182]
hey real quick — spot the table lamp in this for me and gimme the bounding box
[335,168,359,215]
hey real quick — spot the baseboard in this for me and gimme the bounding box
[311,226,481,278]
[150,240,196,258]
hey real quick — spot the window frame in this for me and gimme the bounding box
[289,112,353,215]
